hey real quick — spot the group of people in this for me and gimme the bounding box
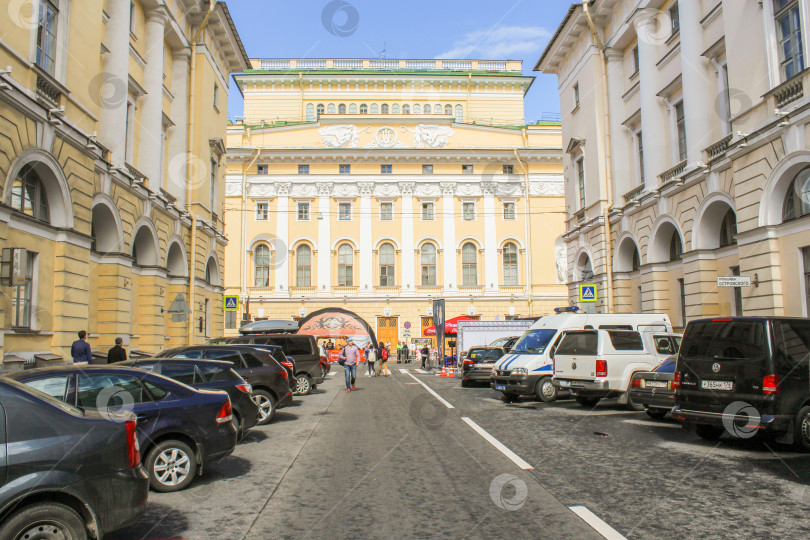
[337,339,394,392]
[70,331,128,364]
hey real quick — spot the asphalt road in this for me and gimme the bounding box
[110,365,810,539]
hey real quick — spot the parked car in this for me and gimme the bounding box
[629,355,678,419]
[0,378,149,539]
[120,358,260,439]
[220,343,297,385]
[552,329,681,408]
[672,317,810,449]
[462,347,506,387]
[6,365,237,492]
[154,346,294,424]
[488,336,521,352]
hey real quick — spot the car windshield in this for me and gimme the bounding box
[511,329,557,354]
[467,349,502,361]
[653,356,677,373]
[489,337,509,348]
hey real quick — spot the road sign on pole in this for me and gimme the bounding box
[224,296,239,311]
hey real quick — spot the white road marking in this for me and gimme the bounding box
[414,369,428,374]
[622,419,681,429]
[460,417,533,470]
[398,369,409,374]
[328,372,337,377]
[569,506,627,540]
[405,372,455,409]
[658,441,803,460]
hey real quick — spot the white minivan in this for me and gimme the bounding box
[490,311,673,402]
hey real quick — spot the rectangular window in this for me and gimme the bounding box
[225,310,237,330]
[213,83,219,109]
[380,202,393,221]
[775,0,804,80]
[669,3,680,35]
[125,101,135,162]
[637,130,645,184]
[503,165,514,174]
[573,83,580,109]
[576,157,586,209]
[297,202,310,221]
[338,202,351,220]
[679,278,687,327]
[130,1,136,34]
[421,202,435,221]
[803,247,810,315]
[256,202,268,220]
[503,202,516,220]
[36,0,58,74]
[632,46,640,74]
[720,64,732,134]
[675,101,687,161]
[731,266,744,316]
[462,164,474,174]
[381,164,392,174]
[210,158,218,209]
[257,165,268,174]
[462,202,476,221]
[11,251,35,328]
[298,164,309,174]
[422,164,433,174]
[339,164,351,174]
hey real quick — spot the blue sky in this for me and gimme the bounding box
[225,0,573,124]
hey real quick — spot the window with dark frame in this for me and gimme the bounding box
[379,243,395,286]
[669,2,680,35]
[462,164,474,174]
[254,245,270,287]
[462,243,478,286]
[298,164,309,174]
[256,202,268,220]
[380,202,393,221]
[36,0,58,74]
[11,251,35,329]
[422,164,433,174]
[503,242,518,285]
[503,202,516,220]
[576,157,586,209]
[10,164,50,223]
[421,201,435,221]
[381,164,392,174]
[775,0,805,80]
[297,202,310,221]
[675,101,687,161]
[421,243,437,286]
[296,245,312,287]
[337,244,353,286]
[339,164,351,174]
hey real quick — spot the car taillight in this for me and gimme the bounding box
[280,369,288,380]
[125,419,140,468]
[763,374,780,395]
[672,371,681,389]
[236,384,251,394]
[595,359,607,377]
[631,378,641,388]
[463,359,474,366]
[282,361,293,370]
[216,400,233,424]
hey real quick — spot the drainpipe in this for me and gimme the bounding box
[514,145,533,317]
[582,1,615,313]
[185,0,217,344]
[241,148,261,321]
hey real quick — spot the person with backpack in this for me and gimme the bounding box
[376,342,390,377]
[364,344,376,377]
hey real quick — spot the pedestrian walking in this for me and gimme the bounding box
[107,337,127,363]
[339,338,360,392]
[365,345,376,376]
[420,344,429,370]
[396,341,403,363]
[70,330,92,365]
[376,343,390,376]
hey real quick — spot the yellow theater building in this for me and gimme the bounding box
[0,0,249,368]
[224,58,568,344]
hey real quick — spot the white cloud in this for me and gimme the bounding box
[436,26,551,60]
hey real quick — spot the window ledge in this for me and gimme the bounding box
[2,330,55,336]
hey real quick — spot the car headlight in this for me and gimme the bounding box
[512,368,528,375]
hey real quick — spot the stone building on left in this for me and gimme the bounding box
[0,0,249,369]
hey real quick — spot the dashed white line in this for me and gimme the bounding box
[460,417,533,470]
[398,368,409,374]
[569,506,627,540]
[405,372,455,409]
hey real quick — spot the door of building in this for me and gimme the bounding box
[377,316,399,348]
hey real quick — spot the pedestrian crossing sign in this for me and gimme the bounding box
[579,284,597,302]
[224,296,239,311]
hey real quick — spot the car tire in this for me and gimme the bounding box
[575,396,600,407]
[535,377,557,402]
[252,389,277,425]
[645,407,669,420]
[794,406,810,452]
[695,424,725,441]
[146,440,197,492]
[295,374,313,395]
[0,502,88,540]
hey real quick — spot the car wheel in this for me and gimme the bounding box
[0,502,87,540]
[535,377,557,402]
[794,406,810,452]
[295,374,313,395]
[575,396,600,407]
[252,389,277,425]
[146,440,197,492]
[695,424,725,441]
[645,408,669,420]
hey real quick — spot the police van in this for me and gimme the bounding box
[490,309,673,402]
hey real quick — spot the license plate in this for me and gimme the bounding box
[645,380,668,388]
[495,385,506,391]
[701,380,733,391]
[558,380,570,387]
[474,364,493,369]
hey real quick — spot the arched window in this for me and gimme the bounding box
[296,245,312,287]
[444,104,452,115]
[379,243,395,286]
[349,103,357,114]
[462,242,478,285]
[413,104,421,114]
[455,104,463,122]
[306,103,315,121]
[205,257,220,286]
[338,244,353,286]
[719,209,738,247]
[338,103,346,114]
[327,103,336,114]
[11,164,50,223]
[783,168,810,222]
[370,103,379,114]
[632,248,641,271]
[423,104,432,114]
[421,244,437,286]
[503,243,518,285]
[381,103,389,114]
[392,103,400,114]
[316,104,325,118]
[254,244,270,286]
[359,104,368,114]
[402,104,410,114]
[669,232,683,262]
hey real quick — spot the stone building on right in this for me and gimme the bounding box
[536,0,810,328]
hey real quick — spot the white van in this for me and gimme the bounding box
[490,312,673,402]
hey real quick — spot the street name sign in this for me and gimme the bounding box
[717,276,751,287]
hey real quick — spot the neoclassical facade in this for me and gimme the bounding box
[537,0,810,327]
[0,0,248,367]
[224,58,567,342]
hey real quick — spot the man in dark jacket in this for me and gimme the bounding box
[70,330,92,364]
[107,337,127,363]
[420,345,430,370]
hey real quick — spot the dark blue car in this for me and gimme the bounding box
[6,364,237,493]
[629,355,678,420]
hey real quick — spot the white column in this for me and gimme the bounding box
[679,0,714,167]
[275,184,291,293]
[167,48,190,205]
[400,183,415,291]
[441,183,457,291]
[634,9,668,188]
[317,183,332,294]
[482,184,497,291]
[605,48,633,194]
[99,0,131,167]
[137,9,168,185]
[359,183,373,290]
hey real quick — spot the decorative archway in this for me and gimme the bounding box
[649,216,684,264]
[614,233,642,272]
[166,238,188,277]
[131,220,160,266]
[4,147,74,228]
[759,150,810,226]
[91,196,124,254]
[296,307,378,349]
[693,192,737,250]
[204,254,221,286]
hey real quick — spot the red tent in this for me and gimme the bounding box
[424,315,476,336]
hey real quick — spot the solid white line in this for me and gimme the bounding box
[461,417,533,470]
[569,506,627,540]
[405,372,455,409]
[398,369,409,374]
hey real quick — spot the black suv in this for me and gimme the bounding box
[672,317,810,449]
[156,346,294,423]
[0,378,149,538]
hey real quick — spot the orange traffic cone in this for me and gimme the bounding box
[440,366,447,377]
